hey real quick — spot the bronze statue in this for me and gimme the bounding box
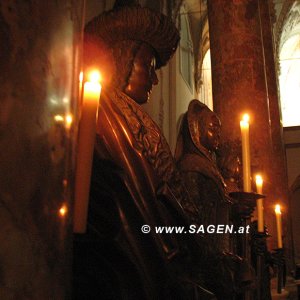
[73,2,214,299]
[175,100,230,233]
[216,140,242,193]
[175,100,253,299]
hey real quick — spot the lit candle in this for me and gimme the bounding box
[73,70,101,233]
[240,114,251,192]
[59,204,68,217]
[275,204,283,248]
[255,175,264,232]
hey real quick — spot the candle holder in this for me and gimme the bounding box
[271,247,286,294]
[230,192,262,260]
[230,192,265,300]
[250,223,271,300]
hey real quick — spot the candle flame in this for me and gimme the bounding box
[87,70,101,83]
[255,175,263,185]
[275,204,281,214]
[59,204,68,217]
[242,114,250,123]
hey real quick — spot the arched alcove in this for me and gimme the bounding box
[199,49,213,110]
[179,5,194,91]
[279,1,300,127]
[278,1,300,275]
[279,34,300,127]
[278,1,300,187]
[196,14,213,111]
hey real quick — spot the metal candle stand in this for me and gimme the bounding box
[230,191,266,300]
[230,192,263,259]
[251,230,269,300]
[272,247,285,294]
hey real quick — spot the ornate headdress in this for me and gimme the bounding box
[187,100,213,155]
[175,100,228,195]
[175,99,217,161]
[84,1,179,69]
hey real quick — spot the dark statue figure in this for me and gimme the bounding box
[175,100,253,299]
[73,2,215,299]
[216,140,242,193]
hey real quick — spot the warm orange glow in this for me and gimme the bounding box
[63,97,69,104]
[65,114,73,128]
[79,71,84,100]
[240,113,251,192]
[255,175,263,186]
[255,175,263,195]
[79,71,83,83]
[59,204,68,217]
[83,70,102,104]
[74,69,101,233]
[87,70,102,83]
[243,114,250,123]
[275,204,281,215]
[83,82,101,101]
[275,203,283,248]
[54,114,64,122]
[242,113,250,123]
[255,174,264,232]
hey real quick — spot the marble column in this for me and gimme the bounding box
[207,0,289,249]
[0,1,84,298]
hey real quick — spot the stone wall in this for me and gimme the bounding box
[0,1,84,298]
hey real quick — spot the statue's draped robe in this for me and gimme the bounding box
[73,87,215,299]
[175,110,245,299]
[177,153,231,251]
[177,151,237,299]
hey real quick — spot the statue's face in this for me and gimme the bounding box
[200,114,221,152]
[124,43,158,104]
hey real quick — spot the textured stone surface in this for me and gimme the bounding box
[0,1,84,298]
[208,0,289,250]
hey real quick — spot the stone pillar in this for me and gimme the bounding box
[207,0,289,250]
[0,1,84,298]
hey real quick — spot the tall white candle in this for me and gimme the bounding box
[73,70,101,233]
[255,175,264,232]
[275,204,283,248]
[240,114,251,192]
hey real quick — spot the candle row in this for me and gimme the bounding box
[240,115,283,248]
